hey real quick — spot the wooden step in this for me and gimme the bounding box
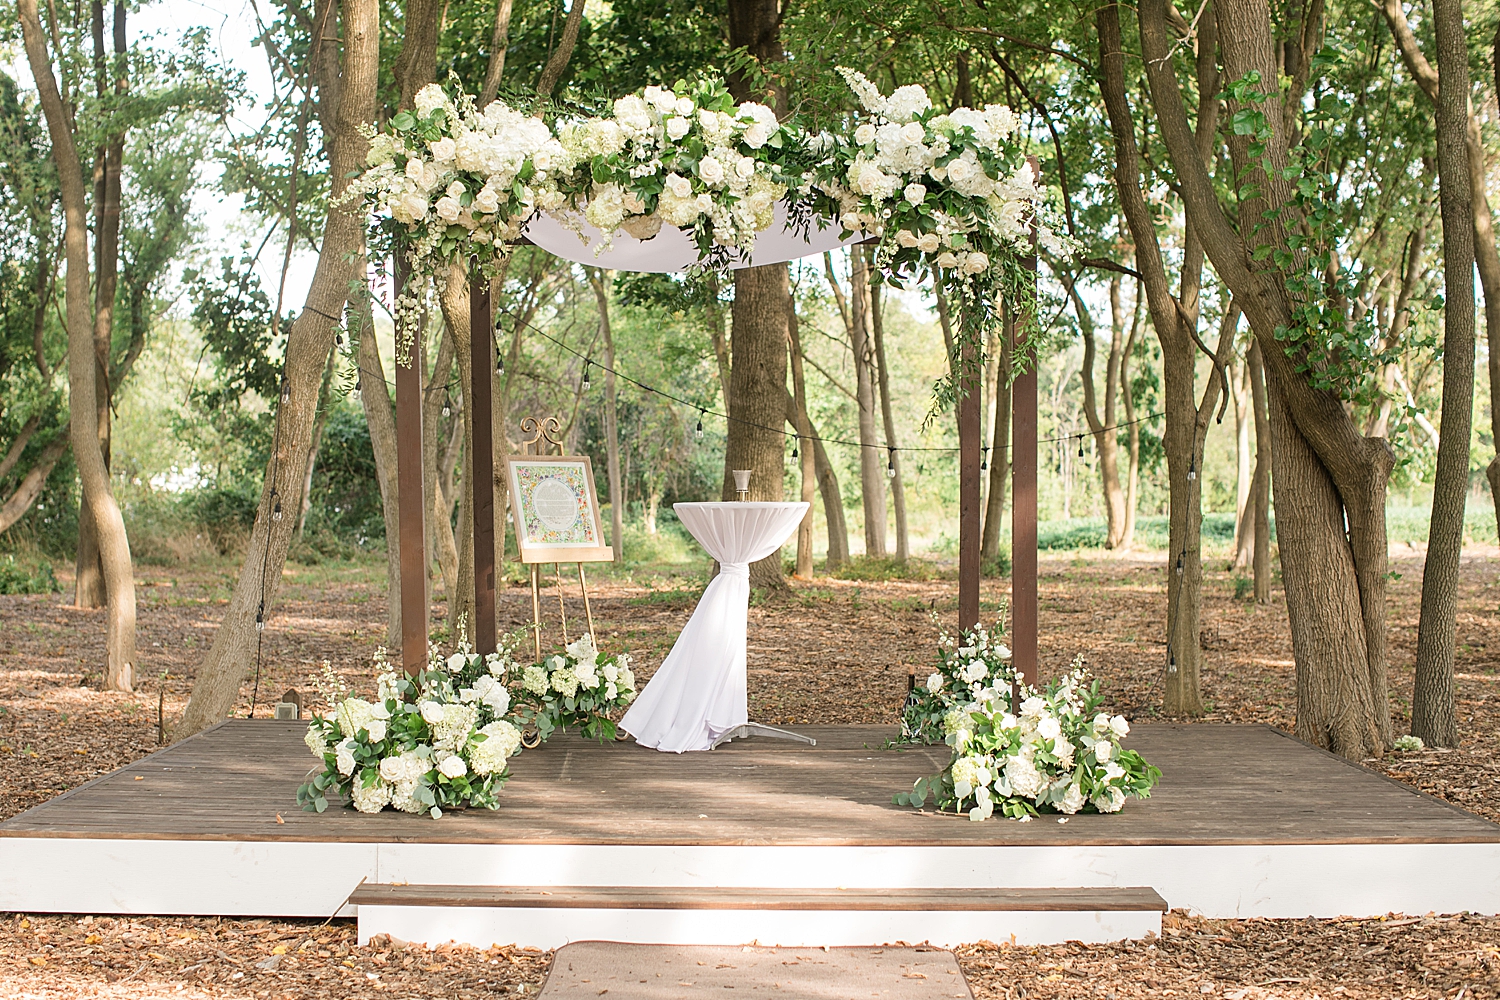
[350,883,1167,912]
[352,884,1167,949]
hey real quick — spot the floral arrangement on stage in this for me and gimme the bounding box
[512,633,637,743]
[296,647,524,820]
[895,659,1161,821]
[902,613,1015,744]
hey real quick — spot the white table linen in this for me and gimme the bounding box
[620,502,808,752]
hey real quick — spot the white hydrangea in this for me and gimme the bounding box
[351,780,391,814]
[471,720,522,776]
[304,727,330,760]
[1004,754,1046,798]
[431,702,479,753]
[336,698,376,739]
[412,83,451,119]
[1056,781,1086,815]
[521,663,550,697]
[550,664,580,699]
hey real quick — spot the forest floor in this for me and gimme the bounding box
[0,544,1497,998]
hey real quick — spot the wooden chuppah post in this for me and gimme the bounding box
[469,261,497,656]
[958,325,983,631]
[1011,155,1042,694]
[394,254,429,676]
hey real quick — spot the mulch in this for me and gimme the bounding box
[1,546,1498,997]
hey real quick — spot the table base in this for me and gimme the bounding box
[709,722,817,750]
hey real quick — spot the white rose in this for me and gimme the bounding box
[1110,715,1130,737]
[925,672,943,694]
[962,251,989,275]
[434,196,462,222]
[735,156,755,179]
[897,229,920,248]
[438,754,467,779]
[664,172,692,199]
[1037,716,1063,741]
[900,121,926,145]
[429,137,456,163]
[379,756,406,782]
[447,652,466,672]
[420,701,446,724]
[365,719,387,743]
[675,97,695,116]
[903,182,927,205]
[1093,786,1126,813]
[602,662,619,684]
[698,155,725,186]
[335,739,357,776]
[855,123,877,146]
[742,122,771,149]
[839,213,863,233]
[666,115,691,140]
[917,233,941,253]
[473,187,500,214]
[405,157,426,181]
[935,251,958,269]
[945,158,972,182]
[1093,739,1114,764]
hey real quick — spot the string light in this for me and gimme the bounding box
[270,489,282,523]
[1077,435,1085,458]
[887,447,896,478]
[280,377,290,404]
[352,377,361,401]
[980,445,988,471]
[695,410,704,440]
[1187,453,1197,482]
[255,604,265,633]
[582,361,592,391]
[791,435,799,459]
[1175,552,1184,576]
[442,399,451,418]
[495,352,505,375]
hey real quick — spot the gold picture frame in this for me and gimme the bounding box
[505,454,614,564]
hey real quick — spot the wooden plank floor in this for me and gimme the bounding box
[1,721,1495,846]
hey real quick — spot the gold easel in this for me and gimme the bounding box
[510,416,611,661]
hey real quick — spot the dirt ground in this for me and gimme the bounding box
[1,546,1497,998]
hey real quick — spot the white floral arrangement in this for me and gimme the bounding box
[347,72,1072,388]
[297,646,523,820]
[511,633,637,743]
[902,613,1014,744]
[895,660,1161,821]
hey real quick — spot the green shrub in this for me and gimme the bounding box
[0,554,59,595]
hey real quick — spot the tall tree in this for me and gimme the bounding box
[724,0,792,589]
[1066,270,1130,550]
[1136,0,1395,757]
[178,0,379,735]
[869,279,907,562]
[1409,0,1475,748]
[589,269,625,562]
[19,0,136,692]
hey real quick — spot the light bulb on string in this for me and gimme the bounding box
[887,448,896,478]
[442,398,451,418]
[255,608,265,633]
[980,445,988,471]
[791,435,799,459]
[495,353,505,376]
[352,378,361,401]
[1078,435,1085,459]
[695,410,705,440]
[582,361,592,391]
[280,378,290,404]
[1175,552,1184,576]
[1187,453,1197,482]
[270,489,282,523]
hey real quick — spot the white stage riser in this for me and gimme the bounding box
[355,905,1161,949]
[3,839,1498,921]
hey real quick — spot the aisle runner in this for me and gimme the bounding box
[539,942,973,999]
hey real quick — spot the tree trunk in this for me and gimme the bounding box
[1231,351,1254,569]
[0,426,71,534]
[1137,0,1392,757]
[849,250,887,558]
[787,391,849,569]
[21,0,136,691]
[1379,0,1500,545]
[295,344,340,540]
[176,0,378,736]
[981,306,1011,567]
[1120,282,1143,550]
[590,269,625,562]
[787,293,817,578]
[1411,0,1474,749]
[869,280,907,562]
[75,0,126,611]
[356,282,402,648]
[478,0,515,106]
[424,318,460,607]
[725,264,790,589]
[1248,338,1272,604]
[1069,272,1128,549]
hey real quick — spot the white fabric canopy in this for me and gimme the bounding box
[620,501,809,752]
[523,201,859,273]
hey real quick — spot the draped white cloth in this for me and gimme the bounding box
[523,201,860,273]
[620,502,809,753]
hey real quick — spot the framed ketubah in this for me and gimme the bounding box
[505,455,614,563]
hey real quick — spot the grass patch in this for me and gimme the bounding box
[0,552,60,594]
[831,556,948,582]
[626,587,703,609]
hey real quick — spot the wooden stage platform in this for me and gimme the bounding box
[2,721,1497,947]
